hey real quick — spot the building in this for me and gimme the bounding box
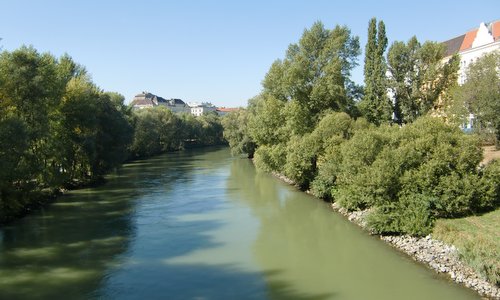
[190,103,217,116]
[216,107,239,116]
[443,20,500,84]
[130,92,190,113]
[442,20,500,129]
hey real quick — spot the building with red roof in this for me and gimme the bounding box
[443,20,500,85]
[441,20,500,130]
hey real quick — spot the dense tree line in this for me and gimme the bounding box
[130,107,224,158]
[223,20,500,236]
[0,46,224,223]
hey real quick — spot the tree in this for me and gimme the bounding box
[0,46,65,189]
[198,112,225,146]
[221,108,255,157]
[247,95,288,146]
[130,107,184,158]
[262,21,360,127]
[93,92,134,175]
[387,37,459,124]
[360,18,391,125]
[452,51,500,145]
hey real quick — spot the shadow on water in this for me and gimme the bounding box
[0,148,220,299]
[0,147,334,300]
[225,157,480,300]
[92,148,335,300]
[0,148,477,299]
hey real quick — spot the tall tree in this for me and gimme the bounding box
[451,51,500,145]
[361,18,391,125]
[262,21,360,129]
[387,37,459,124]
[0,46,65,191]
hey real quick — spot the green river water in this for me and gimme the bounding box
[0,147,480,299]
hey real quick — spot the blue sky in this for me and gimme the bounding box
[0,0,498,107]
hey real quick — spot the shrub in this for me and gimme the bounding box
[478,160,500,210]
[333,126,394,210]
[284,134,319,189]
[367,193,435,236]
[253,144,287,173]
[310,136,346,199]
[311,111,353,142]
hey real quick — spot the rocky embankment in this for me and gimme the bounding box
[331,203,500,299]
[269,170,499,298]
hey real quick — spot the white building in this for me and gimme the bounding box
[130,92,190,113]
[190,103,217,116]
[442,20,500,129]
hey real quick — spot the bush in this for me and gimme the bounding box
[310,135,346,199]
[253,144,287,173]
[478,160,500,209]
[367,193,435,236]
[311,111,353,141]
[333,126,395,210]
[284,134,319,189]
[222,109,256,157]
[335,116,494,234]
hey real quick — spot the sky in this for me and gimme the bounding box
[0,0,498,107]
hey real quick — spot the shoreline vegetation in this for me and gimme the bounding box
[271,170,500,298]
[0,46,225,225]
[222,19,500,298]
[1,17,499,298]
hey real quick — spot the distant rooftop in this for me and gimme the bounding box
[216,107,239,112]
[443,20,500,56]
[130,92,186,107]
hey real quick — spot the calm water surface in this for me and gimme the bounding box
[0,147,480,299]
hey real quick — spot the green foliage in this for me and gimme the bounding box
[253,144,287,173]
[284,134,319,189]
[360,18,392,125]
[311,111,353,141]
[130,108,225,159]
[196,112,225,146]
[261,21,360,125]
[247,95,288,146]
[367,193,435,236]
[221,108,255,157]
[479,160,500,209]
[310,157,341,199]
[450,51,500,145]
[333,125,395,210]
[308,115,494,235]
[0,116,30,213]
[459,240,500,286]
[433,210,500,286]
[0,46,136,221]
[0,46,224,222]
[387,37,459,124]
[222,19,498,239]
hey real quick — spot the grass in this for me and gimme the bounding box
[433,209,500,286]
[482,145,500,165]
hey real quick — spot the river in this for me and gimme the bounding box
[0,147,480,299]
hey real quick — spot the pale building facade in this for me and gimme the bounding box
[442,20,500,129]
[130,92,190,113]
[190,103,217,116]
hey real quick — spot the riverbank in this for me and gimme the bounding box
[271,171,500,299]
[0,177,105,225]
[331,203,500,299]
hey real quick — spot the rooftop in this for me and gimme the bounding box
[443,20,500,56]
